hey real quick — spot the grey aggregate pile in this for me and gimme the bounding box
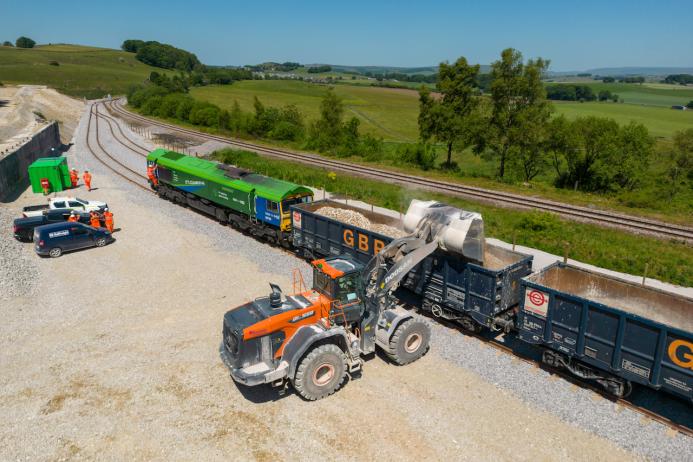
[0,205,40,301]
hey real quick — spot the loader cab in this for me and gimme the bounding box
[311,256,365,323]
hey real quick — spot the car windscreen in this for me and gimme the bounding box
[75,198,88,204]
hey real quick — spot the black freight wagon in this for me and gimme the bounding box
[291,200,533,331]
[517,262,693,401]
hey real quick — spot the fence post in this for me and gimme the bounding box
[642,263,649,286]
[512,231,517,251]
[563,242,569,264]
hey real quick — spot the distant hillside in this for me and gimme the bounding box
[329,64,492,75]
[0,43,166,98]
[329,65,437,75]
[585,67,693,76]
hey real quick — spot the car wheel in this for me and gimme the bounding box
[49,247,62,258]
[95,237,107,247]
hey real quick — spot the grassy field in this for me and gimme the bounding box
[553,101,693,139]
[192,80,693,140]
[552,81,693,107]
[177,79,693,223]
[191,80,421,141]
[0,44,164,98]
[214,148,693,287]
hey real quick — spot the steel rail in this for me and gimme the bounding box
[107,99,693,241]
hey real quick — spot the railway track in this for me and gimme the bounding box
[107,98,693,242]
[89,100,692,438]
[84,103,152,193]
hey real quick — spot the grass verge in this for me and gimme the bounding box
[213,148,693,287]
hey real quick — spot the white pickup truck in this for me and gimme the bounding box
[22,197,108,217]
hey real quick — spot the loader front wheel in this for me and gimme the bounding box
[385,318,431,365]
[293,344,347,401]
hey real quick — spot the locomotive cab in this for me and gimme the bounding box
[279,194,312,231]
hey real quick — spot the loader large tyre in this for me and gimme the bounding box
[293,344,347,401]
[384,318,431,365]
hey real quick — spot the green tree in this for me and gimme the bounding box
[479,48,552,178]
[613,122,653,190]
[418,57,481,168]
[121,40,145,53]
[229,100,245,133]
[307,88,345,151]
[665,128,693,198]
[218,109,231,130]
[269,104,305,141]
[2,41,13,47]
[513,58,553,182]
[546,115,578,179]
[598,90,613,101]
[341,117,361,155]
[560,116,620,191]
[15,36,36,48]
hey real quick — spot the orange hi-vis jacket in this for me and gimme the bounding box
[90,212,100,228]
[103,211,114,232]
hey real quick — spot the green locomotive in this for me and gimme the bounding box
[146,149,313,244]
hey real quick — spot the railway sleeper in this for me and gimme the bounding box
[542,349,632,398]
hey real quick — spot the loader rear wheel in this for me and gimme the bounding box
[293,344,347,401]
[385,319,431,365]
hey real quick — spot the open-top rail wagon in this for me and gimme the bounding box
[518,262,693,400]
[291,199,533,332]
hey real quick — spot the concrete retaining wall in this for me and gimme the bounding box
[0,122,61,202]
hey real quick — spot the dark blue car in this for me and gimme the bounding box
[13,208,94,242]
[34,222,114,258]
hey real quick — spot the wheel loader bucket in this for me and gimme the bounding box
[403,200,485,265]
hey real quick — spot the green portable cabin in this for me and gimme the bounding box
[28,157,71,194]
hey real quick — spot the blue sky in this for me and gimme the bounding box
[3,0,692,70]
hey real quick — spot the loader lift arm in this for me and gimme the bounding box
[357,205,484,357]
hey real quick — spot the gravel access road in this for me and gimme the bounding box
[0,102,688,461]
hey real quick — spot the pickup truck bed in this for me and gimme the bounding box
[14,209,94,241]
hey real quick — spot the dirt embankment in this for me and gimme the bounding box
[0,85,84,153]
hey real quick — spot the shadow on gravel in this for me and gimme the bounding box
[395,287,693,430]
[232,381,295,403]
